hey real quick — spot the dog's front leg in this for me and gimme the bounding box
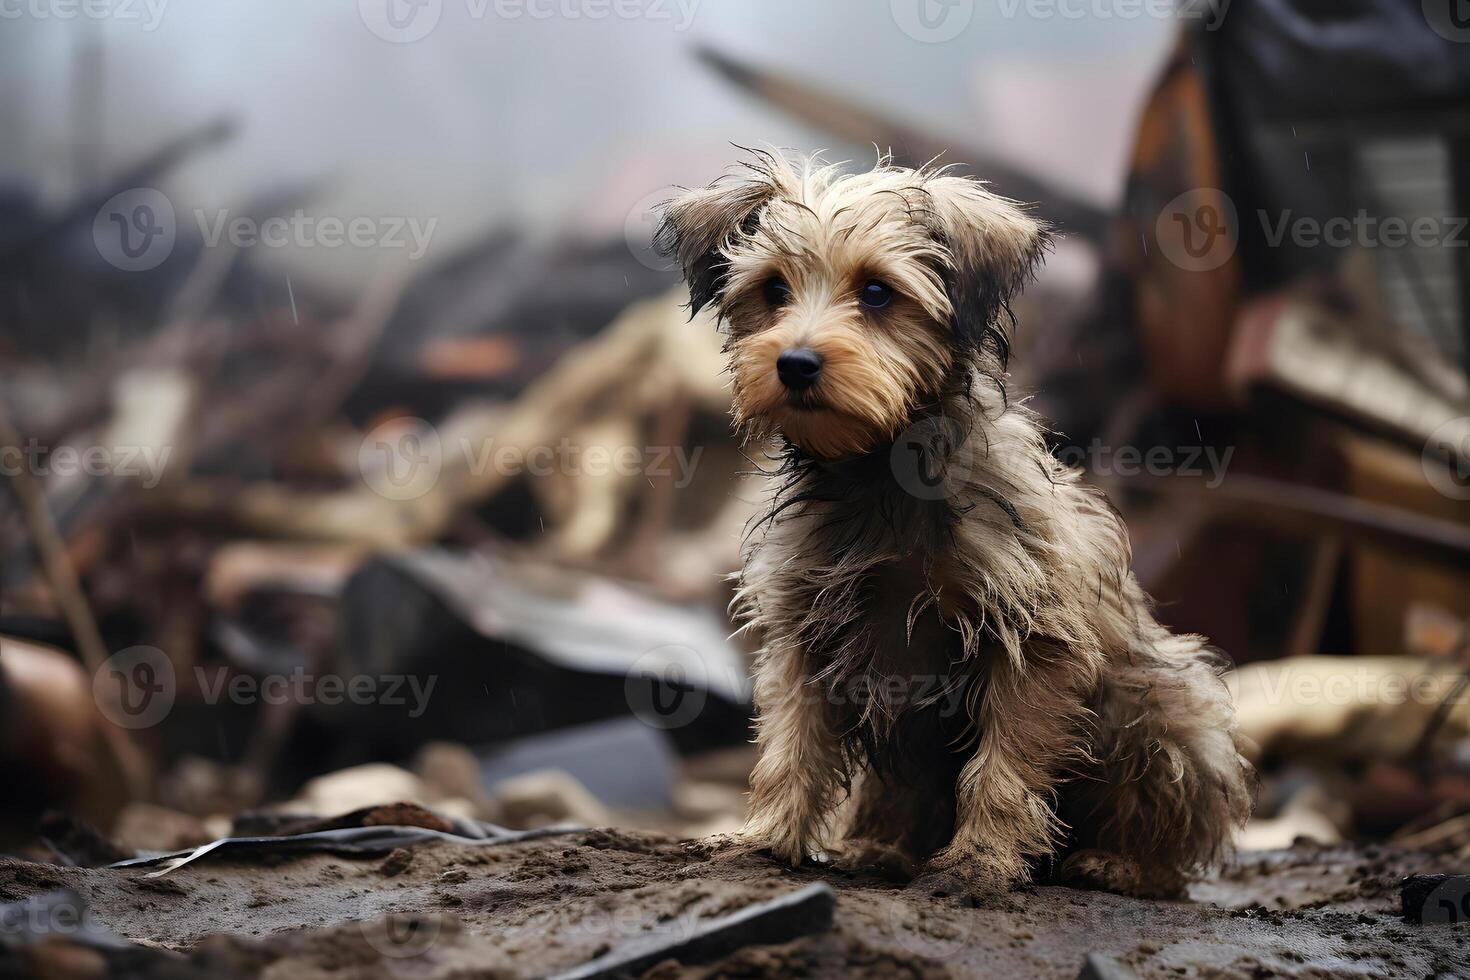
[738,642,845,866]
[927,651,1086,893]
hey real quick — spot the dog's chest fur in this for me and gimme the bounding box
[751,450,984,761]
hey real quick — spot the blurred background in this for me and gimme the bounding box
[2,0,1469,865]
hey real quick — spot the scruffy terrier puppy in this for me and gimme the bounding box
[656,151,1254,898]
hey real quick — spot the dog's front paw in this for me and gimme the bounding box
[835,840,920,882]
[686,832,756,860]
[918,844,1022,897]
[706,829,823,868]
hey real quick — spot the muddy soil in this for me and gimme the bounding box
[1,831,1466,978]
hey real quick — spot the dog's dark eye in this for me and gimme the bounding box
[859,280,894,309]
[763,277,792,306]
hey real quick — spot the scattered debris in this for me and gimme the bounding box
[109,810,580,877]
[3,9,1470,977]
[550,882,836,980]
[36,813,132,869]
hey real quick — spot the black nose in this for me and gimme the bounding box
[777,348,823,390]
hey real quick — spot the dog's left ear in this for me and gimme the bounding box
[654,179,773,318]
[922,176,1051,363]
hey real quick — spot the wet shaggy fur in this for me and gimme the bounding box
[656,151,1254,897]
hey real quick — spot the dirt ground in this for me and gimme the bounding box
[1,830,1466,979]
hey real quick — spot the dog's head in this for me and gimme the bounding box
[656,151,1049,459]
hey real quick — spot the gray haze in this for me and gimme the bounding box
[0,0,1173,294]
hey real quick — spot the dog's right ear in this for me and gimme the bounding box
[654,179,772,317]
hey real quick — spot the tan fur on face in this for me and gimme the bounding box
[658,152,1046,458]
[726,293,951,459]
